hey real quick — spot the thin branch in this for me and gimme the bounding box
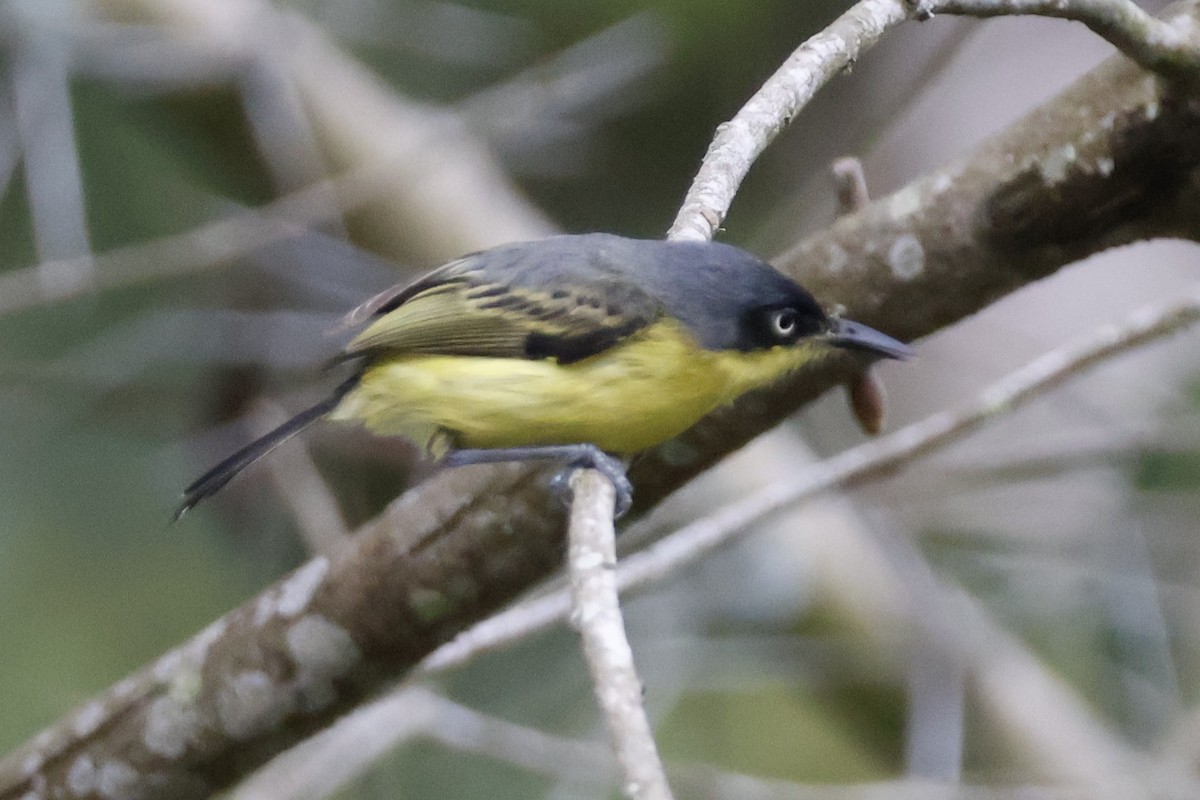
[0,6,657,319]
[460,12,667,176]
[832,156,871,215]
[832,155,888,435]
[667,0,912,241]
[417,585,572,675]
[863,510,1141,789]
[670,775,1085,800]
[238,45,340,202]
[638,46,1200,511]
[567,470,673,800]
[0,0,566,319]
[0,159,393,318]
[419,690,617,787]
[232,687,615,800]
[228,688,437,800]
[668,0,1200,243]
[924,0,1200,84]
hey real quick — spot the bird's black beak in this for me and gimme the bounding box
[828,318,915,360]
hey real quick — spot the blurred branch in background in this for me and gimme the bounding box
[0,166,372,317]
[8,0,94,291]
[0,5,667,311]
[230,684,1091,800]
[229,687,616,800]
[0,8,667,326]
[93,0,554,260]
[0,0,1199,799]
[460,13,669,180]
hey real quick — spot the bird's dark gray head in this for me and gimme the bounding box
[628,238,830,352]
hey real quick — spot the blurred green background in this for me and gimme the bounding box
[2,0,1199,797]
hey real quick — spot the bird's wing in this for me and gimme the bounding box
[341,262,662,365]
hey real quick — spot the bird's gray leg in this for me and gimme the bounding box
[442,445,633,517]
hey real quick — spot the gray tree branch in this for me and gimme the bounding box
[925,0,1200,84]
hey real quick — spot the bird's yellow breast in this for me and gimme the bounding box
[329,319,823,455]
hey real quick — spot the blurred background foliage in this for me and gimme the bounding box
[1,0,1199,797]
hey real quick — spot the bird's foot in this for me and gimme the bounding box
[547,446,633,518]
[443,444,632,518]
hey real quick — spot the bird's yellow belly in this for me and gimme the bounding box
[329,321,817,455]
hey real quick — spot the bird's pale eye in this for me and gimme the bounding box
[769,308,798,339]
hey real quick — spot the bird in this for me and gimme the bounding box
[176,233,913,518]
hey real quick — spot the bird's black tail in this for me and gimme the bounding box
[174,377,358,521]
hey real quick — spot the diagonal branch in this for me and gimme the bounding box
[926,0,1200,84]
[667,0,913,242]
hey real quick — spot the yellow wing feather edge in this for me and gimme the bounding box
[345,277,659,361]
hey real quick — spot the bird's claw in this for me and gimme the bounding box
[550,449,633,518]
[443,443,632,518]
